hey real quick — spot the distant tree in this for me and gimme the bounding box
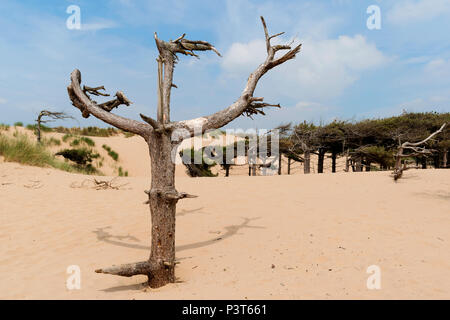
[36,110,73,143]
[292,121,317,174]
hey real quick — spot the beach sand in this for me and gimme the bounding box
[1,159,449,299]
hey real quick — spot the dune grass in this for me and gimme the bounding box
[102,144,119,161]
[0,133,97,174]
[53,126,119,137]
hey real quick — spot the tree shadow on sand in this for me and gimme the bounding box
[96,216,265,293]
[92,217,265,253]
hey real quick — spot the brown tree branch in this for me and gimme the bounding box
[67,69,152,137]
[95,260,160,277]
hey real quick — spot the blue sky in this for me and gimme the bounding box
[0,0,449,129]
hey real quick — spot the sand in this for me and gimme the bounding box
[1,158,449,299]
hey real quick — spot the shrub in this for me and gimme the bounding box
[70,138,80,146]
[55,148,99,166]
[179,148,217,177]
[14,122,23,127]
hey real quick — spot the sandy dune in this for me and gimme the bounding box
[1,161,449,299]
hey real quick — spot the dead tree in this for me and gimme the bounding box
[67,17,301,288]
[36,110,73,143]
[393,123,446,180]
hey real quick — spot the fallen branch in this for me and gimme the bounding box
[70,177,130,190]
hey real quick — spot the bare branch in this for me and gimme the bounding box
[170,16,302,138]
[402,123,446,148]
[393,123,447,180]
[67,69,152,137]
[83,85,110,97]
[95,261,159,277]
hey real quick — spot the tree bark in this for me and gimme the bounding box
[304,150,311,174]
[278,153,282,175]
[225,165,230,177]
[433,154,440,169]
[146,133,177,287]
[421,157,427,169]
[287,158,291,175]
[331,151,337,173]
[443,149,448,168]
[36,116,42,143]
[317,149,325,174]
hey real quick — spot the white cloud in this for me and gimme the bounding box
[222,34,388,101]
[387,0,450,25]
[0,98,6,104]
[81,20,117,31]
[424,58,450,77]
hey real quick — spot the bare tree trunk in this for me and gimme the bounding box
[147,133,176,287]
[304,150,310,174]
[317,149,325,174]
[421,157,427,169]
[433,154,440,169]
[443,149,448,168]
[345,149,350,172]
[36,116,42,143]
[331,151,337,173]
[355,158,362,172]
[278,153,282,175]
[287,158,291,175]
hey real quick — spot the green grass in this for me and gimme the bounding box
[26,123,52,132]
[0,133,97,174]
[118,166,128,177]
[121,130,135,138]
[43,137,61,146]
[62,133,72,142]
[102,144,119,161]
[80,137,95,146]
[53,126,119,137]
[65,135,96,147]
[0,124,10,131]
